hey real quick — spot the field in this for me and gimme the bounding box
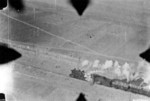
[1,0,150,101]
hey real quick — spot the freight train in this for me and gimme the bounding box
[70,59,150,98]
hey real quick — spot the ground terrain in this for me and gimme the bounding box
[1,0,150,101]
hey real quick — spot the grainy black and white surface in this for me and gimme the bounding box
[1,0,150,101]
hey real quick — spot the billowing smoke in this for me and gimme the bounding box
[136,60,150,89]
